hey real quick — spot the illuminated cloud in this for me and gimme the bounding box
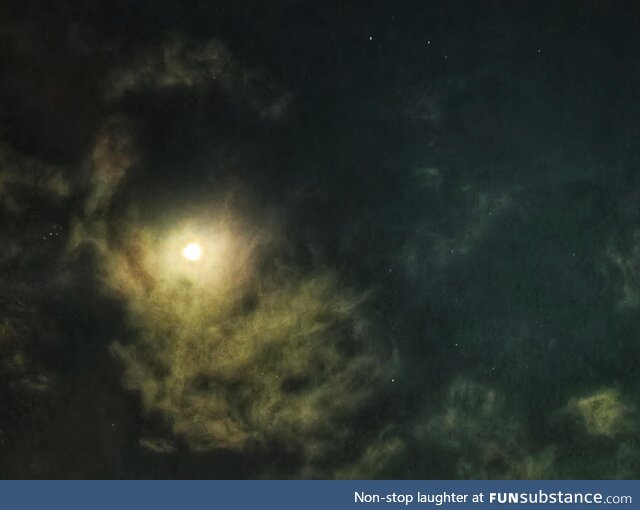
[102,216,385,465]
[551,389,640,478]
[567,388,636,439]
[108,36,291,119]
[71,107,389,472]
[83,116,138,217]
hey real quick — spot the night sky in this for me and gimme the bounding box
[2,0,640,479]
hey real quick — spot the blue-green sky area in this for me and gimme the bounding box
[1,1,640,479]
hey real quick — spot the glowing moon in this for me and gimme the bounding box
[182,242,202,261]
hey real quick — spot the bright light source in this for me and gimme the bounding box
[182,242,202,261]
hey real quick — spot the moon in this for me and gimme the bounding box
[182,242,202,261]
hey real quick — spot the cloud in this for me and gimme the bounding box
[108,35,291,120]
[335,378,555,479]
[65,29,389,470]
[414,378,554,479]
[70,104,390,474]
[0,140,75,460]
[397,171,513,282]
[83,116,138,217]
[566,388,636,439]
[0,142,71,213]
[603,231,640,310]
[548,388,640,479]
[102,215,386,469]
[334,434,407,479]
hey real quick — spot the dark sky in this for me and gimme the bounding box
[2,0,640,479]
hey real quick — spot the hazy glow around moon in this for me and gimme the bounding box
[182,242,202,261]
